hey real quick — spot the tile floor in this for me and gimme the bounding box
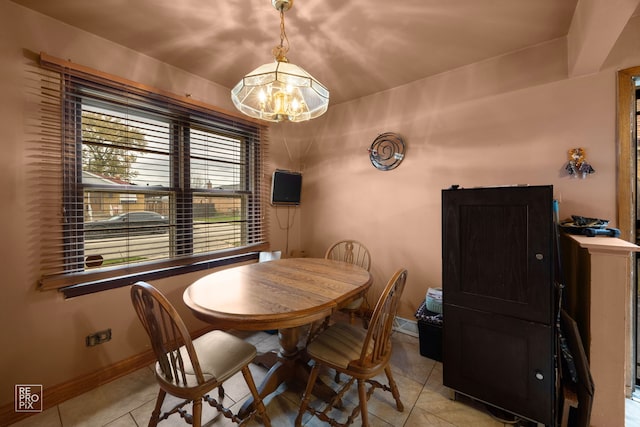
[9,321,640,427]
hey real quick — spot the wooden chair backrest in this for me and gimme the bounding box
[358,269,407,365]
[131,281,205,386]
[325,240,372,271]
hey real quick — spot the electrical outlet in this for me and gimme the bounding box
[86,329,112,347]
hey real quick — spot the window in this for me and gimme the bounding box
[37,54,269,296]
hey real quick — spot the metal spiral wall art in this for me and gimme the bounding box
[368,132,406,171]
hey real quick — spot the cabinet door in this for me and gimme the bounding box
[442,186,553,324]
[443,305,554,425]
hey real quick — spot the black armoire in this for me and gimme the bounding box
[442,185,557,425]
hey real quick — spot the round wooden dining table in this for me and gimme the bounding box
[183,257,373,414]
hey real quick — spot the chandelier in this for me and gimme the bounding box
[231,0,329,123]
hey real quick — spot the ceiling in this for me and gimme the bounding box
[12,0,579,106]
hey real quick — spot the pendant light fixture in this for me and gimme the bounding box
[231,0,329,123]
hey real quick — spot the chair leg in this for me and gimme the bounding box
[192,398,202,427]
[305,316,331,348]
[357,379,370,427]
[384,365,404,412]
[349,310,356,324]
[241,365,271,427]
[148,388,166,427]
[296,363,321,427]
[361,314,370,330]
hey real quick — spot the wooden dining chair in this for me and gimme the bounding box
[295,268,408,427]
[325,239,372,324]
[130,282,271,427]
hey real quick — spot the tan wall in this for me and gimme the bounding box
[0,1,283,409]
[278,13,640,319]
[3,0,640,417]
[276,36,625,319]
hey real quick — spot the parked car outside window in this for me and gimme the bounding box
[85,211,168,238]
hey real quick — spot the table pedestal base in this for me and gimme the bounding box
[239,326,336,417]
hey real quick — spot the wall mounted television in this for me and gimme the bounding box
[271,170,302,206]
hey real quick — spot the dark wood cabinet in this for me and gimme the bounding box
[442,185,556,425]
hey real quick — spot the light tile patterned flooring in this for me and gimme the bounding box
[9,319,640,427]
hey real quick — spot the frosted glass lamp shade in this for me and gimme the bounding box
[231,60,329,122]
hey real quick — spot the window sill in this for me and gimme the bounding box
[58,251,260,298]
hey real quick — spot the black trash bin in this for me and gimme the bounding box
[415,301,443,362]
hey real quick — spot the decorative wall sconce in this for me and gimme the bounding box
[565,147,595,179]
[368,132,405,171]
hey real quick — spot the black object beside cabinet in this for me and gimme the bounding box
[418,318,442,362]
[442,185,557,425]
[416,301,443,362]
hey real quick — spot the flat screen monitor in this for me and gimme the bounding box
[271,170,302,205]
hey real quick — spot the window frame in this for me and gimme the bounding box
[37,53,270,297]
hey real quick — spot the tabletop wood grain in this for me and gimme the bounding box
[183,257,373,330]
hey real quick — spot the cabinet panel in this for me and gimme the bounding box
[442,186,553,324]
[443,305,554,425]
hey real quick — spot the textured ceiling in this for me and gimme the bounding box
[11,0,579,106]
